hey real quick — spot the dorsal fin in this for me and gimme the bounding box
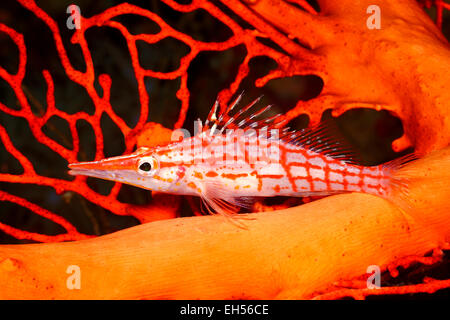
[200,93,358,164]
[201,92,285,135]
[281,120,359,164]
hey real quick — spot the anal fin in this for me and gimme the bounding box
[200,181,255,228]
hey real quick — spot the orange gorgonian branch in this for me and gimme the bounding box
[0,0,328,241]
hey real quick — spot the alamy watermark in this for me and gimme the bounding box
[168,120,281,165]
[367,265,381,289]
[66,264,81,290]
[366,5,381,30]
[66,5,81,30]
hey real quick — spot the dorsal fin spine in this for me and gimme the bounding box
[199,93,358,164]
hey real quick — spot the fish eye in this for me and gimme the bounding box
[139,162,152,172]
[137,156,158,175]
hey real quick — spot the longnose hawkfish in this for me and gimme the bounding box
[69,94,416,220]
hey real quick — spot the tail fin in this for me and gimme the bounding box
[381,149,450,229]
[382,153,418,202]
[380,153,420,226]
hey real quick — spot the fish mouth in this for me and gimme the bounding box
[68,154,140,182]
[68,166,119,181]
[69,160,106,174]
[69,153,139,170]
[68,164,145,190]
[68,162,155,193]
